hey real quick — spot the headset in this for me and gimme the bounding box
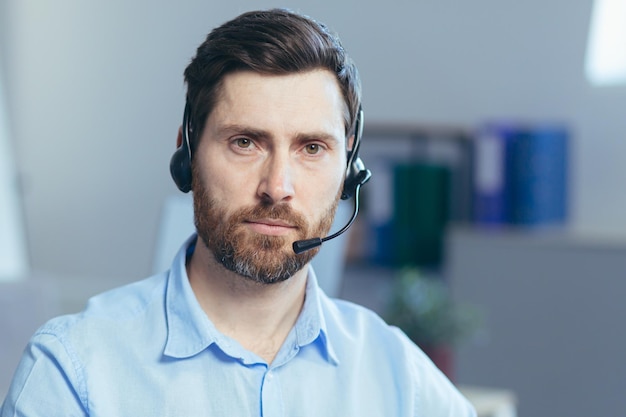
[169,101,195,194]
[169,101,372,254]
[170,102,370,199]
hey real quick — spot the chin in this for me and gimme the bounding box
[212,234,313,285]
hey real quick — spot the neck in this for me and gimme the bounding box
[187,237,308,363]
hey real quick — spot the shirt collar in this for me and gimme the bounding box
[163,235,220,358]
[163,234,339,365]
[293,267,339,365]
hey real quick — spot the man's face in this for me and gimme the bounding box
[192,69,348,284]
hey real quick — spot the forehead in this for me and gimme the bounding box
[209,69,347,139]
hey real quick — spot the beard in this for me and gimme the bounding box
[191,166,340,285]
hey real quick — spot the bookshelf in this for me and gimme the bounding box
[350,121,569,269]
[352,122,475,269]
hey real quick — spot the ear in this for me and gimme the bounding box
[346,134,355,153]
[176,126,183,148]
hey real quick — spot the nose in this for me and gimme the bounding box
[256,153,295,204]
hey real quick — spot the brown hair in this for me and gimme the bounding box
[183,8,361,149]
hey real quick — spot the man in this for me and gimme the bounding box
[2,9,475,416]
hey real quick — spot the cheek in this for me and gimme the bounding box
[304,168,344,207]
[199,157,253,200]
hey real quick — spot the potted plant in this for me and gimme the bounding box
[384,268,482,380]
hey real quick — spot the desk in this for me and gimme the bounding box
[459,385,517,417]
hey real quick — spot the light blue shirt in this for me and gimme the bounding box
[1,236,475,416]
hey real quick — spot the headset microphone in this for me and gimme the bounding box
[292,168,370,254]
[292,108,371,254]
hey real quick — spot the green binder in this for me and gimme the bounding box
[393,163,451,267]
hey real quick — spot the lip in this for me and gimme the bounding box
[244,218,297,236]
[248,218,294,227]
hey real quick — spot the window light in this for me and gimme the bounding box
[585,0,626,86]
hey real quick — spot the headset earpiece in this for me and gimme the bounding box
[170,103,193,193]
[341,107,371,200]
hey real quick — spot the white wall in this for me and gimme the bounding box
[2,0,625,281]
[0,52,28,281]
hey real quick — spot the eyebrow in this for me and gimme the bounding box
[217,124,270,140]
[216,124,342,145]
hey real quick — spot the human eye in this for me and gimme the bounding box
[229,136,259,155]
[303,143,324,155]
[234,137,253,149]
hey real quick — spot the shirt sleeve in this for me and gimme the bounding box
[1,332,88,417]
[414,360,477,417]
[391,327,477,417]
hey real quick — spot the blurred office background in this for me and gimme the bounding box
[1,1,626,416]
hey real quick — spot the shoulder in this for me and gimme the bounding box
[320,294,418,356]
[35,272,168,344]
[81,272,168,318]
[1,274,170,415]
[319,294,444,383]
[319,295,476,416]
[321,296,389,333]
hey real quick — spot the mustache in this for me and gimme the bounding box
[231,203,308,230]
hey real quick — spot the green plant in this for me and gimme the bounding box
[384,268,482,349]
